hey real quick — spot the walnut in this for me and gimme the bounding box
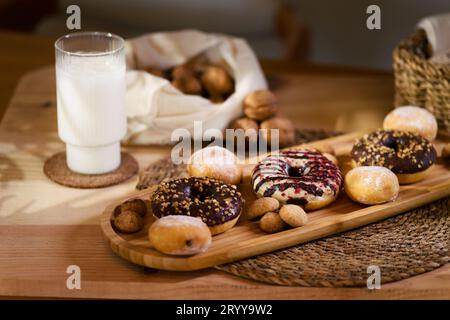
[121,198,147,217]
[243,90,278,121]
[172,76,203,95]
[201,66,234,97]
[113,210,144,233]
[144,67,164,78]
[229,117,259,143]
[260,117,295,148]
[171,65,195,80]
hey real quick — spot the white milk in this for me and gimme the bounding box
[56,55,126,174]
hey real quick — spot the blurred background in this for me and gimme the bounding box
[1,0,449,70]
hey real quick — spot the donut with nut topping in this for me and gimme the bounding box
[351,130,436,184]
[151,177,243,235]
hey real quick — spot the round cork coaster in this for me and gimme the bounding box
[44,151,138,188]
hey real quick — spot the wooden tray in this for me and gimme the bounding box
[100,132,450,271]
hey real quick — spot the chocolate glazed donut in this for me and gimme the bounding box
[151,177,244,235]
[351,130,437,184]
[252,150,343,210]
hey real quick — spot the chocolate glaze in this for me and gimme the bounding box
[251,150,343,206]
[151,177,243,226]
[351,130,436,174]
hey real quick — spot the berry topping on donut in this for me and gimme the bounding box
[251,149,343,210]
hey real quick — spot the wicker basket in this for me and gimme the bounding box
[393,29,450,139]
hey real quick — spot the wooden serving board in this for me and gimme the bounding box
[100,133,450,271]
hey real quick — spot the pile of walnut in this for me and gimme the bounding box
[229,90,296,148]
[144,62,234,103]
[247,197,308,233]
[112,198,148,233]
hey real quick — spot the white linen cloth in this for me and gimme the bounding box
[417,13,450,64]
[123,30,267,145]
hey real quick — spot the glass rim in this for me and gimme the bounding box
[54,31,125,57]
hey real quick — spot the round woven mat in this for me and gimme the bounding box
[137,129,450,287]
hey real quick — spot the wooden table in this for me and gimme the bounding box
[0,30,449,299]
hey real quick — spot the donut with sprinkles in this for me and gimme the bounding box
[351,130,436,184]
[151,177,244,235]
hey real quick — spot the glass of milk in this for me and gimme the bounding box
[55,32,126,174]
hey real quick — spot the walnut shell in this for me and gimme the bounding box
[113,210,144,233]
[260,117,295,148]
[144,67,164,78]
[201,66,233,97]
[121,198,147,217]
[171,65,195,79]
[229,117,259,144]
[243,90,278,121]
[172,76,203,95]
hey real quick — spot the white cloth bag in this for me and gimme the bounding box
[124,30,268,145]
[417,12,450,64]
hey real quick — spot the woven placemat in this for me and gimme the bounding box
[137,129,449,287]
[217,198,449,287]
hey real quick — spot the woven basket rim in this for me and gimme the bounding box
[394,29,450,73]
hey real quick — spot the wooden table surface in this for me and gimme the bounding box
[0,30,449,300]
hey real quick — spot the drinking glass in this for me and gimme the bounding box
[55,31,126,174]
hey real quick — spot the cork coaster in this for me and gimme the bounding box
[44,151,138,188]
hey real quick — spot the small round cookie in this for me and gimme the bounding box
[259,212,286,233]
[279,205,308,227]
[260,117,295,147]
[442,143,450,163]
[383,106,438,141]
[187,146,242,185]
[247,197,280,220]
[344,166,399,205]
[149,215,212,256]
[243,90,278,121]
[113,210,144,233]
